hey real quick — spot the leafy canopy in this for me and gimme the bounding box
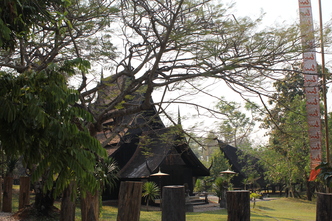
[0,63,106,196]
[0,0,71,49]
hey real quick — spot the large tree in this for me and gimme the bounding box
[214,97,259,147]
[80,0,304,146]
[0,0,66,49]
[0,0,319,218]
[0,66,107,216]
[0,0,114,218]
[260,70,316,199]
[0,0,305,141]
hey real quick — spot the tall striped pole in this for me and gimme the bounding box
[298,0,322,181]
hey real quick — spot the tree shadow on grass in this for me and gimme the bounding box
[252,210,299,221]
[256,205,275,211]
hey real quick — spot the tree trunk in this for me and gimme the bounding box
[306,181,313,201]
[162,185,185,221]
[2,176,13,212]
[279,184,283,196]
[0,177,2,210]
[117,181,143,221]
[60,182,75,221]
[33,181,55,215]
[19,177,30,209]
[220,185,227,208]
[226,190,250,221]
[271,185,276,194]
[316,192,332,221]
[81,191,99,221]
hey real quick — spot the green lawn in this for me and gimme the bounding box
[10,186,316,221]
[98,197,316,221]
[251,197,316,221]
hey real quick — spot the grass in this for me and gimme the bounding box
[99,197,316,221]
[11,185,20,212]
[251,197,316,221]
[186,210,227,221]
[99,197,318,221]
[9,186,316,221]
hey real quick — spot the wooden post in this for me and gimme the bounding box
[2,176,13,212]
[0,177,2,210]
[316,192,332,221]
[19,177,30,209]
[117,181,143,221]
[162,185,185,221]
[60,182,76,221]
[220,186,227,208]
[81,191,99,221]
[226,190,250,221]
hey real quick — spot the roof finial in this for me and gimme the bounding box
[178,106,182,125]
[100,67,104,82]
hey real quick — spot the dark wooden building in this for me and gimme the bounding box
[93,76,210,199]
[115,127,209,194]
[216,139,266,190]
[100,110,209,198]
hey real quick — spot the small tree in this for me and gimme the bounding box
[213,177,227,203]
[142,181,160,211]
[250,192,262,208]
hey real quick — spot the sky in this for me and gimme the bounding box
[231,0,332,69]
[225,0,332,67]
[226,0,332,27]
[162,0,332,145]
[223,0,332,107]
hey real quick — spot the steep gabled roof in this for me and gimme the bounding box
[92,75,209,179]
[94,75,165,148]
[117,127,210,179]
[216,139,266,187]
[216,140,246,176]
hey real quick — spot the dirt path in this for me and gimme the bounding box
[0,212,17,221]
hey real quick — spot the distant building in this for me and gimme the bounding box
[215,139,267,190]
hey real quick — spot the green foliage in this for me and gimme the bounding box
[215,97,258,148]
[237,147,264,190]
[250,192,262,208]
[142,181,160,210]
[95,157,119,192]
[260,71,315,197]
[0,0,69,49]
[194,179,203,192]
[209,150,230,181]
[60,58,91,76]
[197,177,214,192]
[250,192,261,199]
[195,148,230,192]
[0,65,107,197]
[213,177,227,201]
[316,162,332,188]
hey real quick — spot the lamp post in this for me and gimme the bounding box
[221,169,236,175]
[150,167,169,206]
[221,169,236,189]
[220,169,236,208]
